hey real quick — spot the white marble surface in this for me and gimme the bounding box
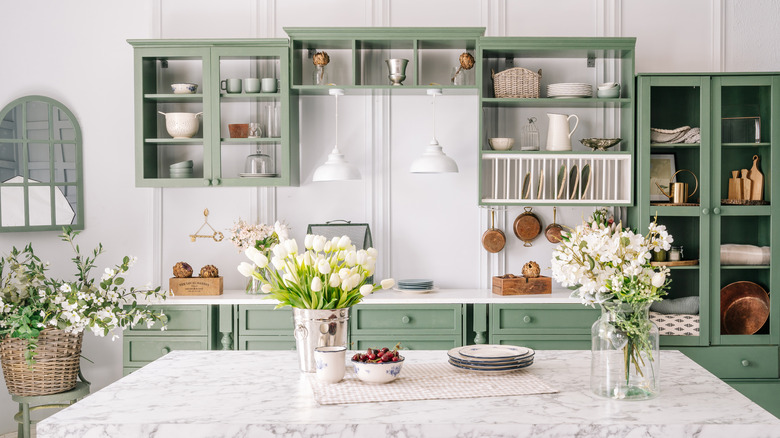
[155,287,580,305]
[38,350,780,438]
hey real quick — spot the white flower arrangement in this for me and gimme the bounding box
[228,219,289,253]
[238,234,394,309]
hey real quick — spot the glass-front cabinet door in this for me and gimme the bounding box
[710,75,779,347]
[636,75,711,347]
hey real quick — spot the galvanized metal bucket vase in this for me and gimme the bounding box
[292,307,350,372]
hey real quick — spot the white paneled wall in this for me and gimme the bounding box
[0,0,779,432]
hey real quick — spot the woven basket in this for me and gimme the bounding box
[1,328,83,396]
[492,67,541,98]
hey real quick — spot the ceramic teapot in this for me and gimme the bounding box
[546,113,579,151]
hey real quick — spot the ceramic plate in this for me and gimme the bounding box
[569,164,580,199]
[392,286,438,294]
[448,357,534,369]
[556,164,567,200]
[522,172,531,199]
[239,173,278,178]
[536,169,544,199]
[580,163,592,198]
[448,360,533,374]
[447,349,534,366]
[456,345,532,360]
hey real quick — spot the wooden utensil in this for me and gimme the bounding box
[513,206,542,247]
[749,155,763,201]
[741,168,752,200]
[482,210,506,253]
[728,170,741,200]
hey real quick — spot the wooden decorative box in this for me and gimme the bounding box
[169,277,223,296]
[492,274,551,295]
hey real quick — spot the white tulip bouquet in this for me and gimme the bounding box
[238,234,394,309]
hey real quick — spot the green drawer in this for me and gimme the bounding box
[123,367,141,376]
[239,336,296,351]
[680,346,779,379]
[238,305,294,336]
[123,336,209,366]
[491,334,591,350]
[351,304,463,335]
[351,336,461,351]
[725,380,780,419]
[125,305,211,336]
[492,304,599,335]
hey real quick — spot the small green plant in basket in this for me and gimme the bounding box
[0,227,167,365]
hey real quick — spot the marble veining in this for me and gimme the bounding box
[37,350,780,438]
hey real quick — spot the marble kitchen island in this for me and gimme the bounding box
[38,350,780,438]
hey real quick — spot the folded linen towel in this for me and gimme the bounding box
[651,126,701,144]
[720,244,770,265]
[650,296,699,315]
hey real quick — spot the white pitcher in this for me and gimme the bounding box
[546,113,579,151]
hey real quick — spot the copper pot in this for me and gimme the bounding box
[720,281,770,335]
[482,210,506,253]
[513,207,541,247]
[544,206,563,243]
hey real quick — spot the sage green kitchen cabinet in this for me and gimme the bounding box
[235,304,295,350]
[349,304,465,350]
[122,305,217,373]
[129,39,298,187]
[284,27,484,94]
[489,304,598,349]
[477,37,635,206]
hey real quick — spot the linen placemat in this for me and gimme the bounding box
[308,362,558,405]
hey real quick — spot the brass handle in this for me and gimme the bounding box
[523,315,532,323]
[741,359,750,367]
[671,169,699,197]
[401,316,411,324]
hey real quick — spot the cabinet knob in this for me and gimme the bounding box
[523,315,532,323]
[741,359,750,367]
[701,208,709,215]
[161,346,171,355]
[713,207,721,215]
[202,179,212,187]
[401,316,411,324]
[213,178,221,186]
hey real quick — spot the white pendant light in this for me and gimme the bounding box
[313,89,361,182]
[410,88,458,173]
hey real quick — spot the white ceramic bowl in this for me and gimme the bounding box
[597,88,620,98]
[598,82,618,90]
[171,83,198,94]
[489,138,515,151]
[158,111,202,138]
[351,356,404,384]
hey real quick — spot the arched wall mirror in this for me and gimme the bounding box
[0,95,84,232]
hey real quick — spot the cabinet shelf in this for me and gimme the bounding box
[291,85,478,96]
[220,92,280,100]
[144,93,204,102]
[220,137,281,143]
[722,142,771,147]
[720,265,771,270]
[145,138,204,144]
[481,97,631,108]
[650,143,701,149]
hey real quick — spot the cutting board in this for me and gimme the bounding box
[741,169,752,201]
[749,155,764,201]
[728,170,741,200]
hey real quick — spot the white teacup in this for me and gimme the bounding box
[314,346,346,383]
[261,78,278,93]
[244,78,261,93]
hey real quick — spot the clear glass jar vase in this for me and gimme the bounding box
[591,301,660,400]
[313,65,328,85]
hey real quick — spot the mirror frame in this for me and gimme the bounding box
[0,95,84,232]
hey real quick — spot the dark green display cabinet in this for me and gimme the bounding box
[633,73,780,417]
[129,39,298,187]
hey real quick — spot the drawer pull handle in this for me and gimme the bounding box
[401,316,411,324]
[523,315,532,323]
[161,347,171,355]
[741,359,750,367]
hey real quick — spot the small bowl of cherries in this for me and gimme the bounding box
[351,345,404,384]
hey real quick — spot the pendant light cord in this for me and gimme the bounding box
[334,92,339,150]
[431,92,437,140]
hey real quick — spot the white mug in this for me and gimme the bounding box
[261,78,278,93]
[314,346,346,383]
[244,78,261,93]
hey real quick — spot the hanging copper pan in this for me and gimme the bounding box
[482,210,506,253]
[544,206,564,243]
[513,207,542,247]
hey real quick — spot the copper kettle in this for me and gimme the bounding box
[655,169,698,204]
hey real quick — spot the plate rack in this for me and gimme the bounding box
[480,153,632,205]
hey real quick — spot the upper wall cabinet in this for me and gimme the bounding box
[0,95,84,232]
[284,27,484,94]
[128,39,298,187]
[477,37,636,206]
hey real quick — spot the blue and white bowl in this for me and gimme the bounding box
[351,356,404,384]
[171,83,198,94]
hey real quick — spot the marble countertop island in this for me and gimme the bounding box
[38,350,780,438]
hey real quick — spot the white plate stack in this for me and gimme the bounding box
[547,83,592,98]
[447,344,535,374]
